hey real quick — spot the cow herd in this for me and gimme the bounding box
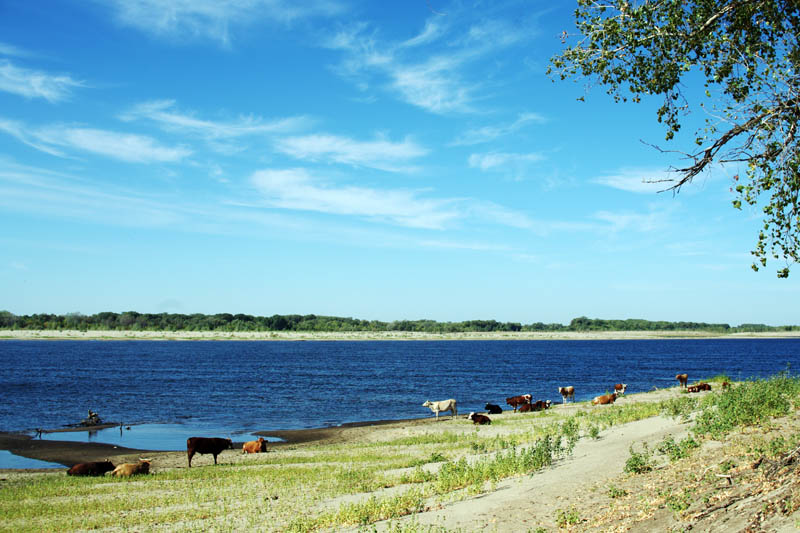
[66,372,715,477]
[423,372,719,425]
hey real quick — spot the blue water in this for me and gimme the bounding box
[35,424,281,451]
[1,339,798,467]
[0,450,63,469]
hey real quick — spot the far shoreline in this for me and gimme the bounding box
[2,328,800,341]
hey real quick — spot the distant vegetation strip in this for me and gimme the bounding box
[1,311,796,334]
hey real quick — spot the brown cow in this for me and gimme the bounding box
[676,374,689,388]
[558,386,575,404]
[505,394,531,412]
[467,412,491,425]
[613,383,627,395]
[687,383,712,393]
[187,437,233,467]
[67,460,115,476]
[721,381,731,390]
[242,437,267,454]
[592,393,617,405]
[110,460,150,477]
[521,400,551,412]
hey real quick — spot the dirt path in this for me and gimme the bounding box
[358,414,691,532]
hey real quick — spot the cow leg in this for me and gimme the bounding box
[213,454,218,465]
[187,451,194,468]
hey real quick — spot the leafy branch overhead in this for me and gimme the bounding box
[549,0,799,277]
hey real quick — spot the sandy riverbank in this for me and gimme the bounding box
[2,328,799,341]
[1,385,797,531]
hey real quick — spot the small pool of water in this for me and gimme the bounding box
[34,424,282,452]
[0,450,64,469]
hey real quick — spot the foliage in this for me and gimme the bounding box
[554,505,581,528]
[624,443,654,474]
[693,373,800,439]
[607,484,629,499]
[657,434,700,462]
[550,1,800,277]
[660,396,698,420]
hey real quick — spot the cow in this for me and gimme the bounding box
[422,399,457,420]
[518,403,532,413]
[687,383,712,393]
[505,394,532,412]
[519,400,551,413]
[592,393,617,405]
[242,437,267,454]
[721,381,731,390]
[614,383,627,395]
[467,412,491,425]
[187,437,233,467]
[484,403,503,414]
[110,460,150,477]
[67,460,115,476]
[676,373,689,388]
[558,386,575,404]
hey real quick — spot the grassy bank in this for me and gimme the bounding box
[1,374,798,532]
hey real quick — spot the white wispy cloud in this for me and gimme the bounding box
[451,112,546,146]
[0,42,33,58]
[593,167,674,194]
[468,151,545,171]
[275,134,427,172]
[0,117,191,163]
[99,0,344,45]
[593,204,674,232]
[121,100,310,139]
[0,59,85,102]
[327,12,532,114]
[251,168,461,229]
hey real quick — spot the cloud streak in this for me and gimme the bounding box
[0,60,85,102]
[121,100,310,141]
[0,117,191,163]
[251,168,459,229]
[275,134,428,172]
[99,0,344,45]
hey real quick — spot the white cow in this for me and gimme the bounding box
[422,399,457,420]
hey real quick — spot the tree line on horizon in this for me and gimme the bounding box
[0,311,796,334]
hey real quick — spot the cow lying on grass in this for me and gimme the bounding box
[484,403,503,414]
[110,460,150,477]
[422,399,457,420]
[591,393,617,405]
[687,383,712,393]
[468,412,491,425]
[67,460,115,476]
[242,437,267,454]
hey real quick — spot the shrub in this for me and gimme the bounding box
[657,435,700,462]
[624,443,653,474]
[554,506,581,527]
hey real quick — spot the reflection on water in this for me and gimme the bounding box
[36,424,282,452]
[0,450,64,469]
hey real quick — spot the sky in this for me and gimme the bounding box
[0,0,796,326]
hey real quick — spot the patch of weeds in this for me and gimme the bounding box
[663,488,693,514]
[719,459,736,474]
[657,434,700,462]
[624,443,653,474]
[560,417,580,451]
[554,505,581,528]
[660,396,698,420]
[607,484,628,499]
[587,424,601,440]
[398,466,434,484]
[693,373,800,439]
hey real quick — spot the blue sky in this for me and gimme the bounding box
[0,0,796,326]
